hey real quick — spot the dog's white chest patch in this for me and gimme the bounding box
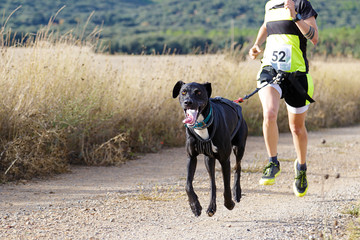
[194,114,210,140]
[194,128,209,140]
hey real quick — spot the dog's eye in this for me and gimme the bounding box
[181,90,187,95]
[195,90,202,96]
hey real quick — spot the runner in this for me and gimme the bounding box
[248,0,319,197]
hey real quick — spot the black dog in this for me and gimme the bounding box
[172,81,248,217]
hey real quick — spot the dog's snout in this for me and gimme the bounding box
[184,100,193,106]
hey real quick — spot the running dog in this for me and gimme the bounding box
[172,81,248,217]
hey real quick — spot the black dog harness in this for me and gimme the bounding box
[186,97,243,156]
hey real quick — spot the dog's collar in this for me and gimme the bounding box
[186,105,213,130]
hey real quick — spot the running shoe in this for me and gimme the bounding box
[293,160,308,197]
[259,162,281,185]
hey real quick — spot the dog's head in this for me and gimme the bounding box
[172,81,212,126]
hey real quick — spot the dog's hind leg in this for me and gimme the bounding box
[232,145,245,202]
[232,120,248,202]
[204,156,217,217]
[220,157,235,210]
[185,156,202,217]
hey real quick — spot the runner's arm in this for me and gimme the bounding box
[295,16,319,45]
[285,0,319,45]
[249,23,268,60]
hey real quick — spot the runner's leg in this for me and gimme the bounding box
[287,110,308,164]
[259,86,281,158]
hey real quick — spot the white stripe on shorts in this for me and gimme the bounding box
[258,83,309,114]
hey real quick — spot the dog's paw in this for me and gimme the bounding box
[206,202,217,217]
[224,200,235,210]
[190,201,202,217]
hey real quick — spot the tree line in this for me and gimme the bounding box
[104,27,360,59]
[1,0,359,57]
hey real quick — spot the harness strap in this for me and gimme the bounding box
[268,68,315,103]
[287,72,315,103]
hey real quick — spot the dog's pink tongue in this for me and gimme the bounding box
[183,109,197,125]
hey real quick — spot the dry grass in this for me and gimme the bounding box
[308,59,360,129]
[0,23,128,181]
[344,202,360,239]
[1,22,360,182]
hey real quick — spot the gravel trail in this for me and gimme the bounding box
[1,126,360,239]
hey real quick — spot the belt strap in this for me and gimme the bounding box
[287,72,315,103]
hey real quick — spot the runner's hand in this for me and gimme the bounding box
[249,44,262,60]
[284,0,296,18]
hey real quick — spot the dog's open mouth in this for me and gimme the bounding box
[183,109,198,125]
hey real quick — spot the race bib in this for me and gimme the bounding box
[269,44,292,71]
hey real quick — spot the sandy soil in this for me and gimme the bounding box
[0,126,359,240]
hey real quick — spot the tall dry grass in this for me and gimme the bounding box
[0,22,127,181]
[308,59,360,129]
[1,24,360,181]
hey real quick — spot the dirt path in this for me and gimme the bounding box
[1,126,360,239]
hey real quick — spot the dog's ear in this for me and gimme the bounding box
[172,81,185,98]
[204,82,212,98]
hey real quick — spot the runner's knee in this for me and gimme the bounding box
[263,109,278,124]
[289,123,306,136]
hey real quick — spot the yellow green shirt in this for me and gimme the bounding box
[261,0,318,73]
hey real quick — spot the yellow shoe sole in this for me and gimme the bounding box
[293,182,308,197]
[293,160,308,197]
[259,169,281,185]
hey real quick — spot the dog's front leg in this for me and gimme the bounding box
[204,156,217,217]
[185,156,202,217]
[220,158,235,210]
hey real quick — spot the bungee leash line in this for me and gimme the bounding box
[233,71,286,104]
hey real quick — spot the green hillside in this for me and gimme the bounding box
[1,0,360,56]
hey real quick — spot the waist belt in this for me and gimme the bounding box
[285,71,315,103]
[271,67,315,103]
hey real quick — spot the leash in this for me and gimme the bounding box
[233,71,286,103]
